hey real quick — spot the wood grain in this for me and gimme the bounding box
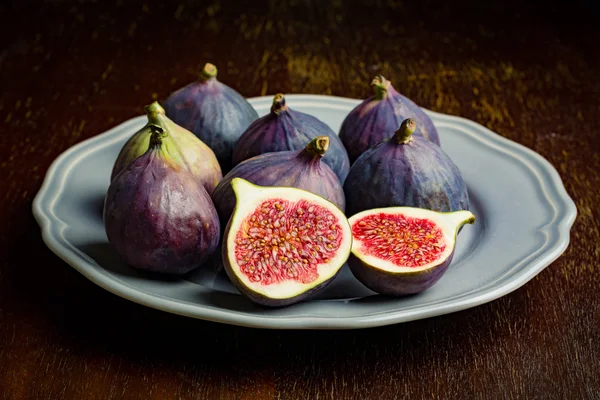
[1,0,599,399]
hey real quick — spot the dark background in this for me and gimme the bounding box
[1,0,599,399]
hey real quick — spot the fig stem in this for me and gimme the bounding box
[271,93,288,114]
[371,75,391,100]
[148,125,166,149]
[394,118,417,144]
[144,101,171,130]
[304,136,330,157]
[200,63,218,80]
[145,101,166,118]
[444,210,476,233]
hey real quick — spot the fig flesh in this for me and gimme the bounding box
[339,75,440,163]
[232,94,351,182]
[111,101,222,194]
[104,126,221,275]
[162,63,259,172]
[211,136,345,226]
[222,178,352,307]
[344,118,469,216]
[348,207,475,295]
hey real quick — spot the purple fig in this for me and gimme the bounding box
[111,101,222,194]
[339,75,440,163]
[104,126,220,275]
[344,118,468,217]
[212,136,345,225]
[162,63,259,172]
[232,94,351,182]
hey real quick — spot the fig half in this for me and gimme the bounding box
[347,207,475,295]
[222,178,352,307]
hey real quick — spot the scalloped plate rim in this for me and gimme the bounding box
[32,94,577,329]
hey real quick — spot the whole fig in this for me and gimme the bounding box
[104,126,220,275]
[339,75,440,163]
[232,94,350,182]
[344,118,468,216]
[212,136,345,225]
[162,63,259,172]
[111,101,222,194]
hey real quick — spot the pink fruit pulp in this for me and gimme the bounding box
[351,212,446,267]
[233,198,344,285]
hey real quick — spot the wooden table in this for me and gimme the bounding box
[1,1,598,398]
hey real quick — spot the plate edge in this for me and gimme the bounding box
[31,95,578,329]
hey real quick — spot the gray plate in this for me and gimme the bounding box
[32,95,577,329]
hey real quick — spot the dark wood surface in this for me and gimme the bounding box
[1,0,598,399]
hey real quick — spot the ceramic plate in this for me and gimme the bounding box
[32,95,577,329]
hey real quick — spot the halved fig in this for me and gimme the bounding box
[222,178,352,307]
[348,207,475,296]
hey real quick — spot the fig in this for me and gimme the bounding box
[212,136,345,226]
[162,63,259,171]
[111,101,222,194]
[222,178,352,307]
[232,93,351,182]
[339,75,440,163]
[348,207,475,295]
[344,118,469,216]
[104,125,220,275]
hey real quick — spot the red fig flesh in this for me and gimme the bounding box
[348,207,475,295]
[222,179,352,307]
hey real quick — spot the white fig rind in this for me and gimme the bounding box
[222,178,352,306]
[348,207,475,296]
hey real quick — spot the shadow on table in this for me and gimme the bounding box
[16,211,536,384]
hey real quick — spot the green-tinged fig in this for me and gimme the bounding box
[104,126,221,275]
[111,101,222,194]
[348,207,475,295]
[222,179,352,307]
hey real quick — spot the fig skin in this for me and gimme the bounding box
[232,93,351,182]
[221,217,337,307]
[344,118,469,217]
[220,179,353,307]
[162,63,259,172]
[347,208,475,295]
[211,136,345,226]
[111,101,222,194]
[347,252,455,296]
[339,75,440,163]
[104,127,220,275]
